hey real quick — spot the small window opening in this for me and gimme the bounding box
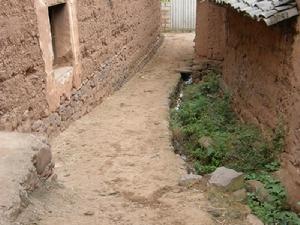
[48,3,73,68]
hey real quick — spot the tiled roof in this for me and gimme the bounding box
[213,0,299,25]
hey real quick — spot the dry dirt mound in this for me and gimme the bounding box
[0,132,54,225]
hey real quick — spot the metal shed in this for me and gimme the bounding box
[161,0,197,31]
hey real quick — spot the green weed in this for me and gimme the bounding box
[170,71,300,224]
[246,173,300,225]
[171,72,276,174]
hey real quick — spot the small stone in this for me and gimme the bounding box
[226,210,243,219]
[209,167,244,192]
[84,211,94,216]
[245,180,264,193]
[232,188,247,202]
[198,136,213,148]
[180,155,187,161]
[247,214,264,225]
[32,146,52,175]
[246,180,270,202]
[206,207,223,217]
[31,120,45,132]
[178,174,203,186]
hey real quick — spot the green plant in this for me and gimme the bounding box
[264,161,280,172]
[170,71,300,224]
[171,72,277,174]
[246,173,300,225]
[272,120,285,153]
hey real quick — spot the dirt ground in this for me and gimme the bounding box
[17,33,248,225]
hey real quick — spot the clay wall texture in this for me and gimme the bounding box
[0,0,48,131]
[0,0,161,135]
[194,0,226,62]
[195,0,300,211]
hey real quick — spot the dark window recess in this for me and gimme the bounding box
[48,3,73,68]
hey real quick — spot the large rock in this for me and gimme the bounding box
[0,132,54,224]
[209,167,244,192]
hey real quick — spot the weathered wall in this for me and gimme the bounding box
[223,9,300,211]
[223,9,295,129]
[281,12,300,212]
[195,1,300,211]
[0,0,48,131]
[194,0,226,63]
[0,0,161,136]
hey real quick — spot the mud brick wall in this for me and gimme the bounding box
[195,1,300,211]
[223,9,295,131]
[194,0,226,63]
[0,0,48,131]
[223,9,300,212]
[0,0,161,135]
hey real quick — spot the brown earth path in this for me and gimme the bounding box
[18,33,217,225]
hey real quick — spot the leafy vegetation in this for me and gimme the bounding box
[171,71,279,174]
[246,172,300,225]
[170,70,300,224]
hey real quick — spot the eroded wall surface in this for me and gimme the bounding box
[194,0,226,62]
[0,0,161,135]
[0,0,48,131]
[195,1,300,211]
[223,9,300,211]
[223,9,295,130]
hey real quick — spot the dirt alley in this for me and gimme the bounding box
[19,33,219,225]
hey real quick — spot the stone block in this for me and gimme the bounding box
[209,167,244,192]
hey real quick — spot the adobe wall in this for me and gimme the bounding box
[0,0,161,136]
[195,1,300,211]
[0,0,48,131]
[194,0,226,63]
[223,9,300,211]
[223,9,295,131]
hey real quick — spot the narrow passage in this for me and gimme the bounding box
[20,34,216,225]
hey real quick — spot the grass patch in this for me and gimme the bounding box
[171,72,279,174]
[170,70,300,224]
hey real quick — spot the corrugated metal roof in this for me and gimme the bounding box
[213,0,299,25]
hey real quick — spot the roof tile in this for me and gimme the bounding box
[211,0,299,25]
